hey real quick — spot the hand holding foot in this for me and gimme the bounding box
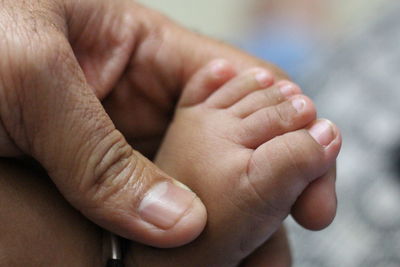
[126,60,342,266]
[0,0,290,248]
[0,59,341,266]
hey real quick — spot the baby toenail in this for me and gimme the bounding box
[292,98,306,113]
[255,70,272,87]
[308,120,336,147]
[211,60,229,78]
[280,83,296,97]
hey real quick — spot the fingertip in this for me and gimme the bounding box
[137,196,207,248]
[84,160,208,249]
[161,195,207,247]
[134,181,207,248]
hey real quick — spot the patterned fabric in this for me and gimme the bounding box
[287,2,400,266]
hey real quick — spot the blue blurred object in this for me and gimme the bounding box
[240,20,317,80]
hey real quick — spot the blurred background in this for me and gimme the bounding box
[139,1,400,266]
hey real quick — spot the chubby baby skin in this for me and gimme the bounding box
[126,60,342,266]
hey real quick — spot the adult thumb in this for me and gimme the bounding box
[1,33,206,248]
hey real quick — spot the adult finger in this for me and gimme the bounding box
[0,6,206,248]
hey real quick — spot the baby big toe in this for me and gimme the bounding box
[244,120,341,218]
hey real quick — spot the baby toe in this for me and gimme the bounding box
[229,81,302,118]
[179,59,236,107]
[206,68,274,109]
[242,120,341,218]
[237,94,316,148]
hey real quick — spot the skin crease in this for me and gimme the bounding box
[0,0,338,265]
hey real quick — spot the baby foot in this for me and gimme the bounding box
[129,60,342,266]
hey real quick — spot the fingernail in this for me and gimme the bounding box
[139,182,197,229]
[292,98,306,113]
[308,120,336,146]
[255,70,273,87]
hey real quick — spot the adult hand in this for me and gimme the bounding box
[0,0,210,248]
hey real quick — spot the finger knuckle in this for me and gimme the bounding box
[78,130,136,204]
